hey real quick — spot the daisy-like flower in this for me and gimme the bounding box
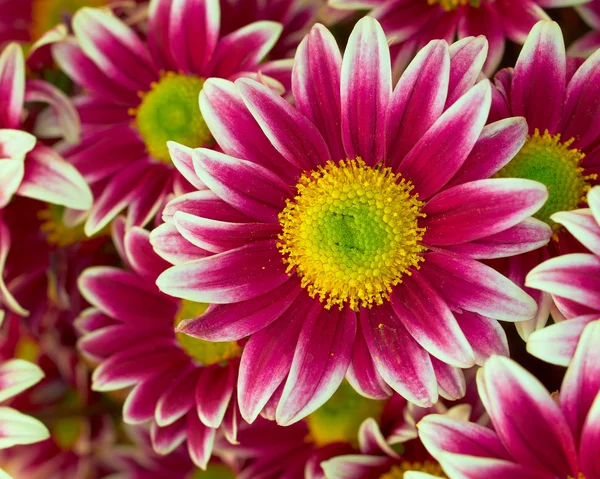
[326,0,589,76]
[488,20,600,340]
[153,16,550,426]
[77,218,242,469]
[418,322,600,479]
[0,42,91,211]
[52,1,295,236]
[570,0,600,58]
[524,186,600,367]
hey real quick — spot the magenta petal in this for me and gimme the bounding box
[559,321,600,447]
[361,302,437,407]
[478,356,578,477]
[156,240,289,304]
[391,273,475,368]
[193,148,290,223]
[0,43,24,129]
[446,35,488,107]
[167,142,207,192]
[151,417,187,455]
[79,266,178,326]
[341,16,391,166]
[455,311,509,365]
[419,252,537,322]
[78,324,164,362]
[580,392,600,479]
[399,81,491,200]
[435,455,554,479]
[293,24,344,162]
[195,364,235,428]
[346,326,392,400]
[176,278,301,342]
[386,40,450,169]
[237,293,316,423]
[147,0,176,70]
[150,222,211,265]
[156,364,200,427]
[123,369,182,425]
[276,307,357,426]
[423,178,549,245]
[168,0,220,75]
[552,209,600,257]
[162,190,252,224]
[236,78,330,170]
[431,357,466,401]
[358,417,400,458]
[186,411,216,469]
[0,219,27,316]
[511,20,566,134]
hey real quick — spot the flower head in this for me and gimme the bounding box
[153,17,548,427]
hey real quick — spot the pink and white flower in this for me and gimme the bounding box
[326,0,589,76]
[570,0,600,58]
[152,17,549,426]
[52,0,297,236]
[77,218,242,469]
[525,186,600,367]
[418,325,600,479]
[0,42,92,211]
[488,20,600,340]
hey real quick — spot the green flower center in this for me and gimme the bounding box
[380,461,446,479]
[187,464,237,479]
[495,129,595,233]
[306,381,385,447]
[277,158,426,311]
[174,300,241,366]
[427,0,481,11]
[134,73,212,163]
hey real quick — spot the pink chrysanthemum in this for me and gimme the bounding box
[418,325,600,479]
[52,1,301,236]
[487,20,600,340]
[153,17,550,426]
[524,186,600,367]
[327,0,589,75]
[0,42,92,211]
[77,218,242,469]
[570,0,600,57]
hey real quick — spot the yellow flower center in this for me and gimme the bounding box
[30,0,107,40]
[187,464,237,479]
[133,72,212,163]
[14,336,41,364]
[38,204,108,247]
[427,0,481,11]
[380,461,446,479]
[174,300,241,366]
[278,158,426,311]
[495,129,595,234]
[306,381,386,447]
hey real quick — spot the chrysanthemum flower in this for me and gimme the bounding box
[52,1,296,236]
[0,42,92,211]
[487,20,600,340]
[77,218,242,468]
[570,0,600,57]
[418,324,600,479]
[326,0,589,75]
[524,186,600,367]
[153,16,549,426]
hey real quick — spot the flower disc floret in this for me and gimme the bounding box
[380,461,446,478]
[277,158,426,311]
[427,0,481,11]
[134,72,211,163]
[495,129,595,232]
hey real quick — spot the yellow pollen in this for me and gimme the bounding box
[496,129,595,234]
[133,72,212,163]
[427,0,481,11]
[30,0,107,40]
[38,204,108,247]
[277,158,426,311]
[174,300,241,366]
[380,461,447,479]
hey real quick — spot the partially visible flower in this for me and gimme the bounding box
[77,218,242,469]
[153,17,545,427]
[488,20,600,341]
[418,324,600,479]
[53,1,294,236]
[524,186,600,366]
[570,0,600,58]
[0,42,92,211]
[326,0,589,76]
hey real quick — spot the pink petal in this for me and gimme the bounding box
[156,364,200,427]
[552,209,600,257]
[124,227,171,282]
[186,412,216,469]
[447,36,488,107]
[0,43,24,129]
[150,222,211,265]
[123,369,182,425]
[151,417,187,455]
[455,311,509,365]
[432,357,466,401]
[196,364,235,428]
[167,142,207,192]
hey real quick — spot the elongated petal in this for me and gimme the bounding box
[186,412,216,469]
[0,407,49,448]
[341,16,391,166]
[156,240,289,304]
[156,364,200,427]
[478,356,578,477]
[0,359,44,402]
[419,252,537,322]
[435,454,554,479]
[196,364,235,428]
[399,81,491,200]
[455,311,509,365]
[432,358,466,401]
[276,307,356,426]
[552,209,600,256]
[511,21,566,133]
[0,219,27,316]
[447,35,487,107]
[580,392,600,479]
[167,142,207,192]
[0,43,24,129]
[123,369,180,425]
[423,178,548,245]
[151,417,187,455]
[150,222,211,265]
[124,227,171,282]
